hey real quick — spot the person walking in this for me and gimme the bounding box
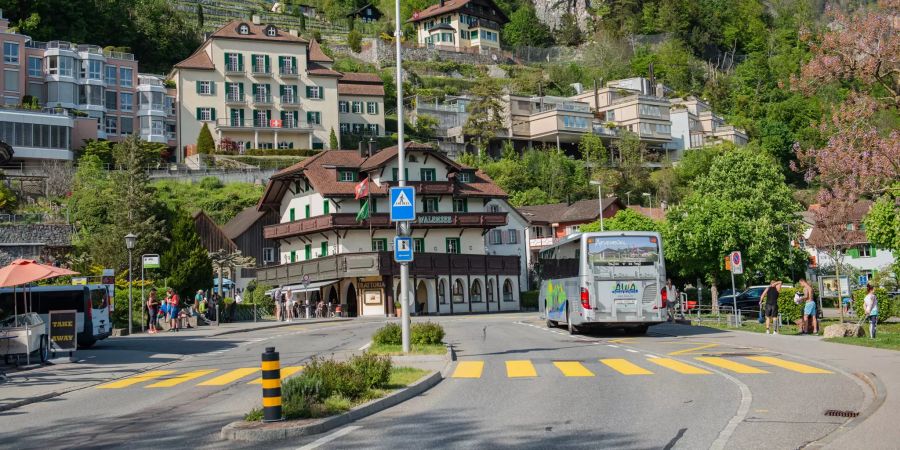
[864,284,879,339]
[665,278,679,322]
[146,288,160,334]
[166,288,180,332]
[798,278,818,335]
[285,289,294,322]
[760,280,782,334]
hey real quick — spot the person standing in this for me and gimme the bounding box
[665,278,679,322]
[799,278,818,335]
[166,288,180,332]
[285,289,294,321]
[273,287,282,321]
[146,288,160,334]
[864,284,879,339]
[760,280,782,334]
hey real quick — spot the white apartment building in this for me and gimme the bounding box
[484,199,529,290]
[255,142,521,317]
[170,18,384,161]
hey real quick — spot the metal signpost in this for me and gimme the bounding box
[729,251,743,326]
[390,186,416,353]
[141,254,160,333]
[393,1,412,353]
[302,274,310,319]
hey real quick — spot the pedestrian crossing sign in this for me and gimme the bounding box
[390,186,416,221]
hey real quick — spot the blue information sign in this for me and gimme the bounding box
[390,186,416,222]
[394,236,413,263]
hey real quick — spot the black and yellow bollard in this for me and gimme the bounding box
[261,346,283,422]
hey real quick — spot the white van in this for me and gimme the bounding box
[0,284,111,348]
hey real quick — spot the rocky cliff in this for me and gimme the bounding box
[531,0,592,32]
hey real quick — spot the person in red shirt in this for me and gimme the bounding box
[166,288,180,332]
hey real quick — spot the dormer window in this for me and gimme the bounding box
[238,24,250,35]
[457,171,472,183]
[266,25,277,37]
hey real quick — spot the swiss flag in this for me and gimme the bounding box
[354,177,369,199]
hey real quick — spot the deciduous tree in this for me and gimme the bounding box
[502,6,553,48]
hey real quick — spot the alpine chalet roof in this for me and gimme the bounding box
[173,46,215,70]
[408,0,509,24]
[222,206,267,240]
[519,198,623,225]
[308,39,333,63]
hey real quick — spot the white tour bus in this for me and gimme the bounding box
[538,231,666,334]
[0,284,112,348]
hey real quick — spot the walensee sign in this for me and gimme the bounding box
[49,310,77,353]
[418,215,452,225]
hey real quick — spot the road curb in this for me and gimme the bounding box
[221,345,452,442]
[210,318,352,337]
[803,371,886,449]
[0,391,62,413]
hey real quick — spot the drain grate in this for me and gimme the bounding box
[824,410,859,418]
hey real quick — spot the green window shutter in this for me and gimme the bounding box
[305,204,310,218]
[239,83,244,97]
[290,251,296,263]
[224,53,230,66]
[266,110,271,121]
[265,55,271,73]
[210,108,216,121]
[292,85,297,97]
[279,85,285,96]
[321,241,328,257]
[239,108,245,122]
[225,83,231,96]
[238,54,244,71]
[374,103,378,114]
[849,247,859,258]
[870,246,876,257]
[278,56,284,71]
[307,111,313,122]
[251,54,257,72]
[280,111,286,121]
[463,199,468,212]
[305,244,311,260]
[323,200,330,214]
[195,107,201,120]
[195,81,201,93]
[292,57,297,70]
[392,168,398,181]
[293,111,298,124]
[210,82,216,95]
[266,83,271,97]
[371,199,376,213]
[289,208,295,221]
[306,86,312,97]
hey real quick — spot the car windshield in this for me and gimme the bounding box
[743,287,766,298]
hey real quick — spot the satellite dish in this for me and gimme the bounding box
[0,141,13,165]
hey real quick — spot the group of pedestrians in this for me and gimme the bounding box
[760,278,819,335]
[272,287,340,322]
[145,288,226,333]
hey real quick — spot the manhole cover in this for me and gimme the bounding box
[824,410,859,418]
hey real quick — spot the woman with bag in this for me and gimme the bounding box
[146,288,160,334]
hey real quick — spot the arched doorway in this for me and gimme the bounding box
[346,283,358,317]
[416,281,428,315]
[328,286,338,306]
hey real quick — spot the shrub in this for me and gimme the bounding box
[410,322,444,345]
[283,370,327,402]
[198,176,222,190]
[521,290,539,309]
[852,288,894,323]
[373,323,402,345]
[196,123,215,154]
[302,357,367,400]
[777,287,803,324]
[349,352,392,389]
[348,29,362,53]
[244,148,319,157]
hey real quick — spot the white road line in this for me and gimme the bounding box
[607,344,619,348]
[358,342,372,351]
[297,425,362,450]
[646,354,659,359]
[625,349,639,353]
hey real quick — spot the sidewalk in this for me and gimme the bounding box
[665,323,900,449]
[0,318,350,412]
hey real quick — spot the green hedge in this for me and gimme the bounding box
[372,322,444,345]
[521,290,539,309]
[228,156,303,169]
[245,148,320,156]
[777,287,803,324]
[373,323,401,345]
[852,288,895,323]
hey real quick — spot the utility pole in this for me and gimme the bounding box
[395,0,411,354]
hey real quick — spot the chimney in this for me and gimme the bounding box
[368,139,377,157]
[252,14,261,25]
[288,29,298,37]
[570,82,583,95]
[358,141,366,158]
[648,63,655,96]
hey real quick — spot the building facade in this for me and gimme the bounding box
[171,18,385,161]
[409,0,508,53]
[255,142,521,317]
[483,198,529,290]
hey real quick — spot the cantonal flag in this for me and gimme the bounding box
[354,177,369,200]
[356,199,369,222]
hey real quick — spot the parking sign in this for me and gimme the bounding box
[730,251,743,275]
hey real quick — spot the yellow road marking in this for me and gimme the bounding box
[600,358,653,375]
[506,360,537,378]
[146,369,217,388]
[608,338,635,343]
[197,368,260,386]
[97,370,176,389]
[553,361,595,377]
[695,357,769,374]
[452,361,485,378]
[248,366,304,384]
[669,343,719,356]
[745,356,832,374]
[647,358,712,374]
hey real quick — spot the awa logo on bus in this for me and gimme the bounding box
[611,282,639,295]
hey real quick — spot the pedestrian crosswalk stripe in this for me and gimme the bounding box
[452,361,485,378]
[745,356,832,374]
[97,370,176,389]
[248,366,304,384]
[695,357,769,374]
[147,369,218,388]
[600,358,653,375]
[647,358,712,375]
[198,368,261,386]
[553,361,595,377]
[506,360,537,378]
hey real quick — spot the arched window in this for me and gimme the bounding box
[471,279,482,303]
[238,24,250,35]
[438,279,447,304]
[487,279,494,303]
[452,279,464,303]
[503,279,514,302]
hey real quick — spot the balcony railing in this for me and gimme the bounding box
[253,94,273,104]
[264,212,508,240]
[217,118,313,130]
[280,67,299,77]
[592,124,621,137]
[529,237,557,248]
[225,93,246,104]
[252,68,273,77]
[225,64,243,74]
[280,95,300,106]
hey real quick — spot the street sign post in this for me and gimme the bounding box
[141,254,160,333]
[729,251,743,326]
[394,236,413,263]
[390,186,416,222]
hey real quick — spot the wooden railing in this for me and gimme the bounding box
[264,212,507,239]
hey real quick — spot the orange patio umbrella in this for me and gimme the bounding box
[0,259,79,326]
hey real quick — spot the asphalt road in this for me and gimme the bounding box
[0,314,864,449]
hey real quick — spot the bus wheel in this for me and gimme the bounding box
[567,310,579,335]
[630,325,649,335]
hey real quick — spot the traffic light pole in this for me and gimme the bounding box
[395,0,410,354]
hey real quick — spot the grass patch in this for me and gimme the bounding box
[387,367,429,388]
[369,343,447,355]
[824,334,900,350]
[695,317,900,351]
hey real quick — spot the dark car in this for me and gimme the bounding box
[718,286,768,312]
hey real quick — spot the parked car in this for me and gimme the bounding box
[718,286,769,313]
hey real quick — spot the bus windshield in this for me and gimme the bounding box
[587,235,660,268]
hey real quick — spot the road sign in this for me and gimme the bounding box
[394,236,413,263]
[730,251,743,275]
[390,186,416,222]
[142,254,160,269]
[858,275,868,286]
[302,274,311,287]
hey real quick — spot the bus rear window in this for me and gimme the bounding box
[587,236,659,266]
[90,289,108,309]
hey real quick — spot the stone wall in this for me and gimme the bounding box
[0,224,75,265]
[348,39,518,69]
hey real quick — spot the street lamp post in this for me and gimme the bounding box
[590,180,605,231]
[642,192,653,211]
[124,233,137,336]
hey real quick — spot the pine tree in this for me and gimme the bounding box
[329,127,339,150]
[463,77,505,155]
[196,4,204,29]
[163,211,213,299]
[197,123,215,154]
